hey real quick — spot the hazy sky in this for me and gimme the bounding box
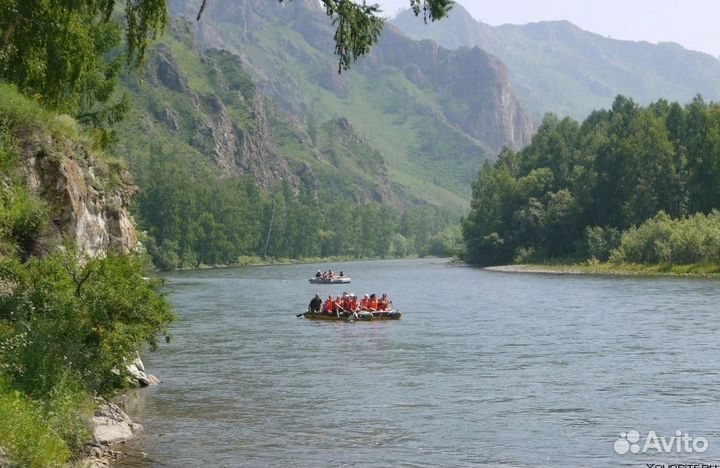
[375,0,720,58]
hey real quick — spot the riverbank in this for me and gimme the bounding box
[79,358,160,468]
[484,262,720,277]
[165,254,451,271]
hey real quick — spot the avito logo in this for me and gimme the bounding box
[614,430,709,455]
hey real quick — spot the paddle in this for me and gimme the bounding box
[296,309,309,318]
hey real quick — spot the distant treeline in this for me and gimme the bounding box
[136,151,461,270]
[463,95,720,265]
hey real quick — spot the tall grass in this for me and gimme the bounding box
[0,376,92,467]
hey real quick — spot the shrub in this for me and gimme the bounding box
[0,252,174,396]
[583,226,621,261]
[610,211,720,264]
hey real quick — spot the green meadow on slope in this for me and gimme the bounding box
[167,0,534,211]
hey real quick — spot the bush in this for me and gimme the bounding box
[583,226,621,261]
[0,252,174,396]
[610,211,720,264]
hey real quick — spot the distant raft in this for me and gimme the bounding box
[309,276,351,284]
[302,310,401,321]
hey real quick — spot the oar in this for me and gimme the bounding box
[296,309,309,318]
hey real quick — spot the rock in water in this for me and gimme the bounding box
[92,400,143,445]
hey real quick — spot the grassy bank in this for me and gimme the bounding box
[0,84,174,467]
[486,261,720,278]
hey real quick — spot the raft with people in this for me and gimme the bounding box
[301,292,400,322]
[309,269,351,284]
[302,310,401,321]
[309,276,351,284]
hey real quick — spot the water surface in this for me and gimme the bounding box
[122,259,720,467]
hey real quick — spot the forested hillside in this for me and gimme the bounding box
[463,96,720,266]
[167,0,534,207]
[393,3,720,120]
[114,19,459,268]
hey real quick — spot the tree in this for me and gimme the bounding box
[196,0,453,72]
[0,0,167,144]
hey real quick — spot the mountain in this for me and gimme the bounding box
[164,0,534,207]
[115,19,403,208]
[0,83,138,261]
[392,3,720,120]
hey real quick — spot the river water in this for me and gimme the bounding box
[122,258,720,467]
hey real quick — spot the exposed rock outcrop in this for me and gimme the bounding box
[373,27,535,152]
[80,397,143,468]
[18,125,139,258]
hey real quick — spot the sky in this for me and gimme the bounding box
[374,0,720,58]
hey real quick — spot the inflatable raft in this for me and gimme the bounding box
[302,310,401,321]
[309,276,351,284]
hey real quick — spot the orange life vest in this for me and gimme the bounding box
[323,299,335,313]
[368,298,378,311]
[377,298,389,311]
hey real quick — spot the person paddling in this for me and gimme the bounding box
[308,293,322,313]
[377,293,390,311]
[323,295,336,315]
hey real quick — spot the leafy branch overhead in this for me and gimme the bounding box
[196,0,454,72]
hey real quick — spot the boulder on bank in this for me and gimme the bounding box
[127,357,161,387]
[92,399,143,445]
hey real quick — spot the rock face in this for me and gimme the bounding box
[19,126,139,258]
[371,27,535,152]
[144,40,301,192]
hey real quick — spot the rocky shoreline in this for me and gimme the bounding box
[79,356,160,468]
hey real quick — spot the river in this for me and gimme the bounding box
[121,258,720,467]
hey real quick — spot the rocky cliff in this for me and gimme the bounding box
[167,0,535,207]
[4,108,139,258]
[370,26,535,152]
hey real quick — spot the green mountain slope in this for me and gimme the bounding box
[392,3,720,120]
[114,19,402,208]
[166,0,535,208]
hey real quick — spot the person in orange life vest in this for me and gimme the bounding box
[323,295,336,314]
[368,293,378,311]
[328,270,334,279]
[348,294,359,312]
[377,293,390,311]
[339,292,350,311]
[360,294,370,311]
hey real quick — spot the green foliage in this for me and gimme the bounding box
[463,96,720,266]
[421,224,464,258]
[0,0,166,145]
[583,226,621,262]
[609,211,720,265]
[0,380,79,467]
[135,150,455,268]
[0,252,174,395]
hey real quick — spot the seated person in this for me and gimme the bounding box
[309,293,322,312]
[377,293,390,311]
[323,295,336,315]
[360,294,370,311]
[368,293,378,311]
[348,294,359,312]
